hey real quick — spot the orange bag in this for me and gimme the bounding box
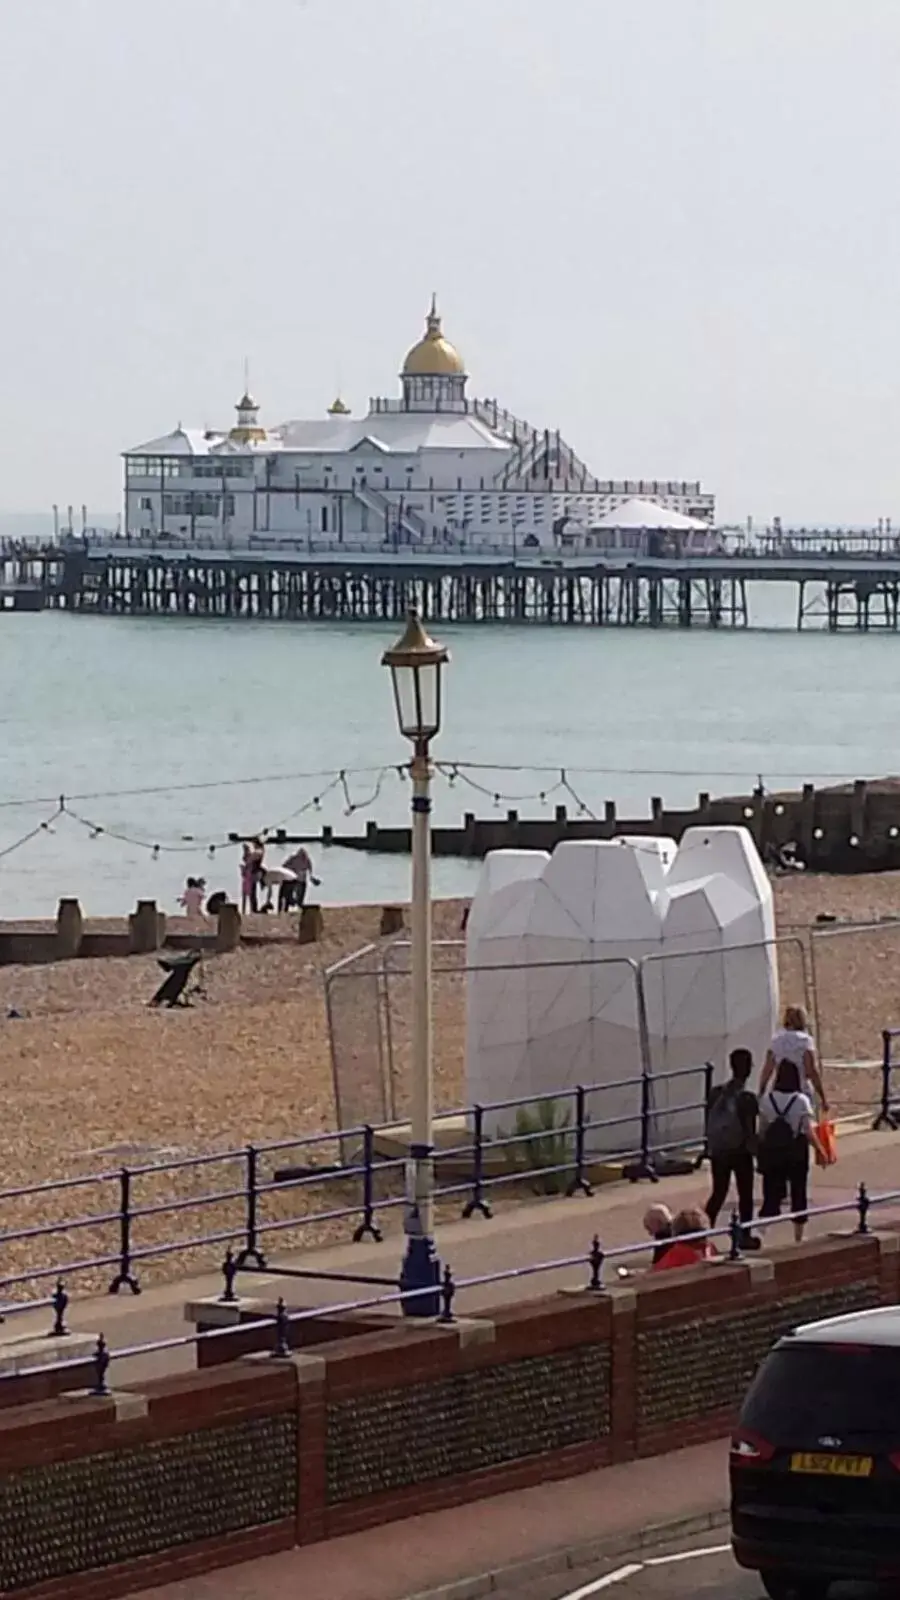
[814,1118,838,1167]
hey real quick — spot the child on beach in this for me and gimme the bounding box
[178,877,206,917]
[240,846,254,914]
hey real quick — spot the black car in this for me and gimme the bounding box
[731,1305,900,1599]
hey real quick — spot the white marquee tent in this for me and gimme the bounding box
[593,497,711,532]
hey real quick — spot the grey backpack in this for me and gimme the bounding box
[707,1084,745,1155]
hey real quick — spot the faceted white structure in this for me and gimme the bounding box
[465,827,778,1157]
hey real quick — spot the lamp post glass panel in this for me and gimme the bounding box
[382,612,449,1318]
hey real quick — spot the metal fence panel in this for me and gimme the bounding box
[638,934,810,1154]
[382,940,467,1126]
[324,944,391,1161]
[809,919,900,1068]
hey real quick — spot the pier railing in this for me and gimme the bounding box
[60,528,900,566]
[0,1064,713,1321]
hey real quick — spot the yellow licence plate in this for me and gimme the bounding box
[791,1452,873,1478]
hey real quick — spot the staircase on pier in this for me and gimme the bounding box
[470,400,594,490]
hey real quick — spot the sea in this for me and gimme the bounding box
[1,581,898,919]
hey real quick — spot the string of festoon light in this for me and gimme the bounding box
[0,766,599,864]
[0,759,864,866]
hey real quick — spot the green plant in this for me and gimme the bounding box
[501,1098,573,1195]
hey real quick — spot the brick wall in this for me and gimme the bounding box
[0,1363,297,1600]
[0,1229,897,1600]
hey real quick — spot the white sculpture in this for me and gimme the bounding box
[465,827,778,1157]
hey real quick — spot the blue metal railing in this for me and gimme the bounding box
[7,1177,890,1398]
[0,1064,713,1321]
[875,1029,900,1130]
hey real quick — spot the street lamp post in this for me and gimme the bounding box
[382,610,450,1317]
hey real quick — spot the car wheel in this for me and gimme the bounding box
[760,1573,831,1600]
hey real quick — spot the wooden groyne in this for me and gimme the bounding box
[245,780,900,874]
[8,539,900,628]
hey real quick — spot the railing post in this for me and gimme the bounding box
[874,1031,899,1130]
[108,1167,141,1295]
[632,1067,659,1183]
[857,1182,871,1235]
[566,1085,593,1197]
[91,1333,110,1397]
[587,1233,605,1291]
[437,1263,456,1324]
[625,962,659,1182]
[219,1245,239,1303]
[462,1105,492,1219]
[50,1278,69,1338]
[272,1296,291,1358]
[352,1125,384,1242]
[728,1209,743,1262]
[235,1145,267,1269]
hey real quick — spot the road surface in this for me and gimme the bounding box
[493,1530,876,1599]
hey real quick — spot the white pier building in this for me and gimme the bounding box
[123,300,715,554]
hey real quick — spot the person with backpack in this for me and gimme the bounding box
[705,1048,760,1248]
[757,1056,828,1243]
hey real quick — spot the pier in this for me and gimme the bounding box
[6,535,900,629]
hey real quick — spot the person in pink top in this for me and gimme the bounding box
[178,877,206,918]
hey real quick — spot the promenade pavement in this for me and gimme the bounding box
[134,1440,731,1600]
[4,1116,899,1388]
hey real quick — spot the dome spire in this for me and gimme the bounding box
[237,357,256,411]
[401,295,466,379]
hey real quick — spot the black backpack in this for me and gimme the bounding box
[762,1093,798,1156]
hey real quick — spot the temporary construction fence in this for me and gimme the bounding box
[803,918,900,1068]
[324,933,813,1162]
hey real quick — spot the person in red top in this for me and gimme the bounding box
[650,1206,718,1271]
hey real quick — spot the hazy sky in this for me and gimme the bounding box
[2,0,899,522]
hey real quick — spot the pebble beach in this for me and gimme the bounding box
[0,871,898,1297]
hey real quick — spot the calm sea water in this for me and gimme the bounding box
[1,582,898,918]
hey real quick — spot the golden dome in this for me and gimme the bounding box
[402,295,465,376]
[327,396,351,415]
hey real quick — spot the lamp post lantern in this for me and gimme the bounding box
[382,610,450,1317]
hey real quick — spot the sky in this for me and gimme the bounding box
[2,0,900,524]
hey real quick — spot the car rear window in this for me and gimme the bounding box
[741,1343,900,1441]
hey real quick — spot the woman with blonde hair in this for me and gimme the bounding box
[650,1207,718,1272]
[759,1003,828,1113]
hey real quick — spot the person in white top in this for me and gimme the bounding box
[759,1004,828,1113]
[757,1056,827,1242]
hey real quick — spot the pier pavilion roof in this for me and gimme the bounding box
[126,425,218,457]
[273,411,507,454]
[125,406,509,461]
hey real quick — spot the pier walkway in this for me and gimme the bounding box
[5,536,900,627]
